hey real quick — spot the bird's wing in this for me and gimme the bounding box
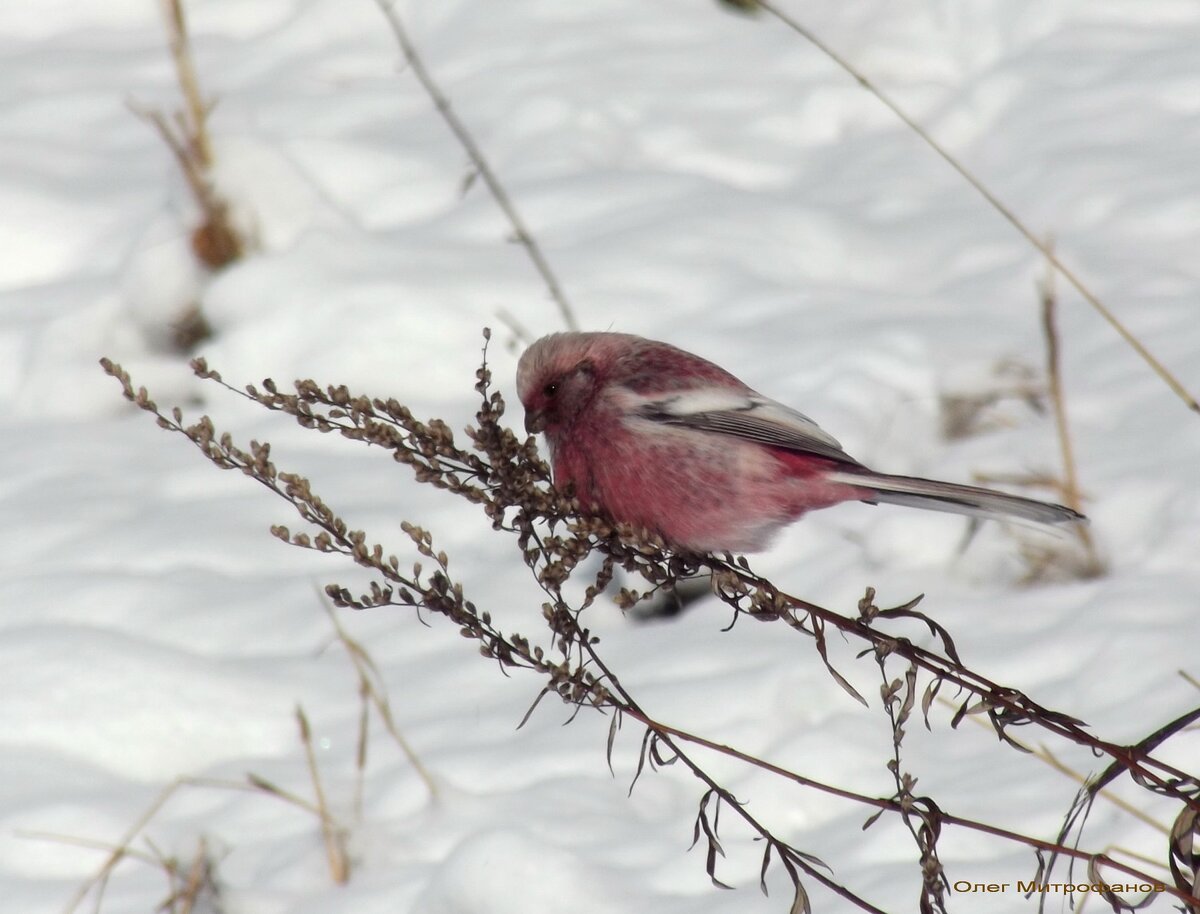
[634,388,862,466]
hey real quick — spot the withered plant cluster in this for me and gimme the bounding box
[132,0,249,352]
[100,335,1200,914]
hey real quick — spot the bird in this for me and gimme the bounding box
[515,331,1085,554]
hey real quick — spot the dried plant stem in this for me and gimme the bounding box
[757,0,1199,416]
[319,591,439,801]
[55,777,185,914]
[25,829,219,914]
[41,777,254,914]
[176,836,213,914]
[129,0,241,358]
[149,835,217,914]
[372,0,580,332]
[354,679,370,820]
[1038,243,1099,565]
[163,0,212,168]
[131,106,215,232]
[43,766,355,912]
[295,705,350,884]
[872,651,947,911]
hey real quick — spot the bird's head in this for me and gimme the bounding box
[516,332,630,437]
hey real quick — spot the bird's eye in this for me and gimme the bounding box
[543,382,558,397]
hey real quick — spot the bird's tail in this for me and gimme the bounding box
[824,469,1086,526]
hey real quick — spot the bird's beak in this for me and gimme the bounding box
[524,409,547,435]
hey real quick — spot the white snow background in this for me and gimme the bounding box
[2,0,1199,912]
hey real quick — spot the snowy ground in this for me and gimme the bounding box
[3,1,1199,911]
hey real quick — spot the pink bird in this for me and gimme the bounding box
[516,332,1084,553]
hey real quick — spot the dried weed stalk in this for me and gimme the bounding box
[40,768,346,913]
[100,334,1199,912]
[317,590,439,808]
[130,0,248,351]
[1033,243,1105,579]
[295,705,351,884]
[22,827,225,914]
[148,836,224,914]
[27,777,239,914]
[141,0,246,272]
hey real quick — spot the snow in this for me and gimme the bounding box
[3,1,1199,912]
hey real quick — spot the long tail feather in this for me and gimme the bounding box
[825,470,1086,526]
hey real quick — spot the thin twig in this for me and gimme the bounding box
[757,0,1199,416]
[372,0,580,332]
